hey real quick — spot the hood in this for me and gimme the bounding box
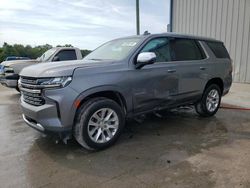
[19,59,119,78]
[1,59,39,74]
[1,59,38,66]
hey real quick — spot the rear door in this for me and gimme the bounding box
[169,38,209,103]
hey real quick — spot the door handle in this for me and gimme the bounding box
[200,67,206,70]
[167,69,176,73]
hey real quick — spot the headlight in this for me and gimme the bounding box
[4,66,14,73]
[37,76,72,88]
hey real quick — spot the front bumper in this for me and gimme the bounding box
[21,97,66,132]
[0,78,18,88]
[20,86,79,136]
[0,74,19,88]
[22,114,45,132]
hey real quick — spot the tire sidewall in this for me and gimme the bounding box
[79,99,125,150]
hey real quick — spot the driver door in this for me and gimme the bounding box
[132,37,179,113]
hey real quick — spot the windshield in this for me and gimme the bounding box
[38,48,57,62]
[5,57,30,61]
[85,37,141,61]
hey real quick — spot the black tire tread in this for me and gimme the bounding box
[74,97,124,150]
[195,84,222,117]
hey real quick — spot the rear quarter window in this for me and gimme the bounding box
[206,41,230,59]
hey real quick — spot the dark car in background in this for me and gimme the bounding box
[0,65,3,77]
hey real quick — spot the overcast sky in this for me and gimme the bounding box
[0,0,170,50]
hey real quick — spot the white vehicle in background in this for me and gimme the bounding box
[0,47,83,91]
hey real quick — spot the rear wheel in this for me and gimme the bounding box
[195,84,222,117]
[74,97,125,150]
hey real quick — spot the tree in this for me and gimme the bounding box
[81,49,91,57]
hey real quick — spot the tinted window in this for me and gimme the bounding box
[170,39,205,61]
[141,38,171,62]
[56,50,77,61]
[206,41,230,58]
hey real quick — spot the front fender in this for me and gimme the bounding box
[68,85,132,125]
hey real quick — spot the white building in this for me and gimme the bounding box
[171,0,250,83]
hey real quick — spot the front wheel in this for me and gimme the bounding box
[195,84,222,117]
[74,97,125,150]
[16,86,20,92]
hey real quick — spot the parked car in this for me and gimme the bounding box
[19,33,232,150]
[0,65,4,77]
[0,47,82,91]
[5,56,30,61]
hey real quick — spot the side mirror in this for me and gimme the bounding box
[52,56,60,62]
[135,52,156,69]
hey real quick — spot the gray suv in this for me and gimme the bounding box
[19,33,232,150]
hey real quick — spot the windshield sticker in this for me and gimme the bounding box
[121,42,137,47]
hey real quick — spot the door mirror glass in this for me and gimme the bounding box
[136,52,156,69]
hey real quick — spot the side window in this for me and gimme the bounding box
[206,41,230,59]
[56,50,77,61]
[141,38,171,62]
[170,39,205,61]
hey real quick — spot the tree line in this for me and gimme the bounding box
[0,42,91,62]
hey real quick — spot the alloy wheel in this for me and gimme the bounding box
[87,108,119,143]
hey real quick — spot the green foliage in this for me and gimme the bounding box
[56,44,74,47]
[81,49,91,57]
[0,43,91,62]
[0,42,52,62]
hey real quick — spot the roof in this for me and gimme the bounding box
[118,32,222,43]
[147,32,221,42]
[51,47,80,50]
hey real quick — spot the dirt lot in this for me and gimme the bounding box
[0,85,250,188]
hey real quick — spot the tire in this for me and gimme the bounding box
[74,97,125,150]
[16,86,20,92]
[195,84,222,117]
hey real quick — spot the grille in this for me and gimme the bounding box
[20,77,45,106]
[20,77,38,85]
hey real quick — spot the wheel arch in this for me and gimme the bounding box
[204,78,224,93]
[73,86,129,115]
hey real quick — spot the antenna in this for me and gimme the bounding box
[143,31,150,35]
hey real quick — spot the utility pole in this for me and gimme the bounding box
[136,0,140,35]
